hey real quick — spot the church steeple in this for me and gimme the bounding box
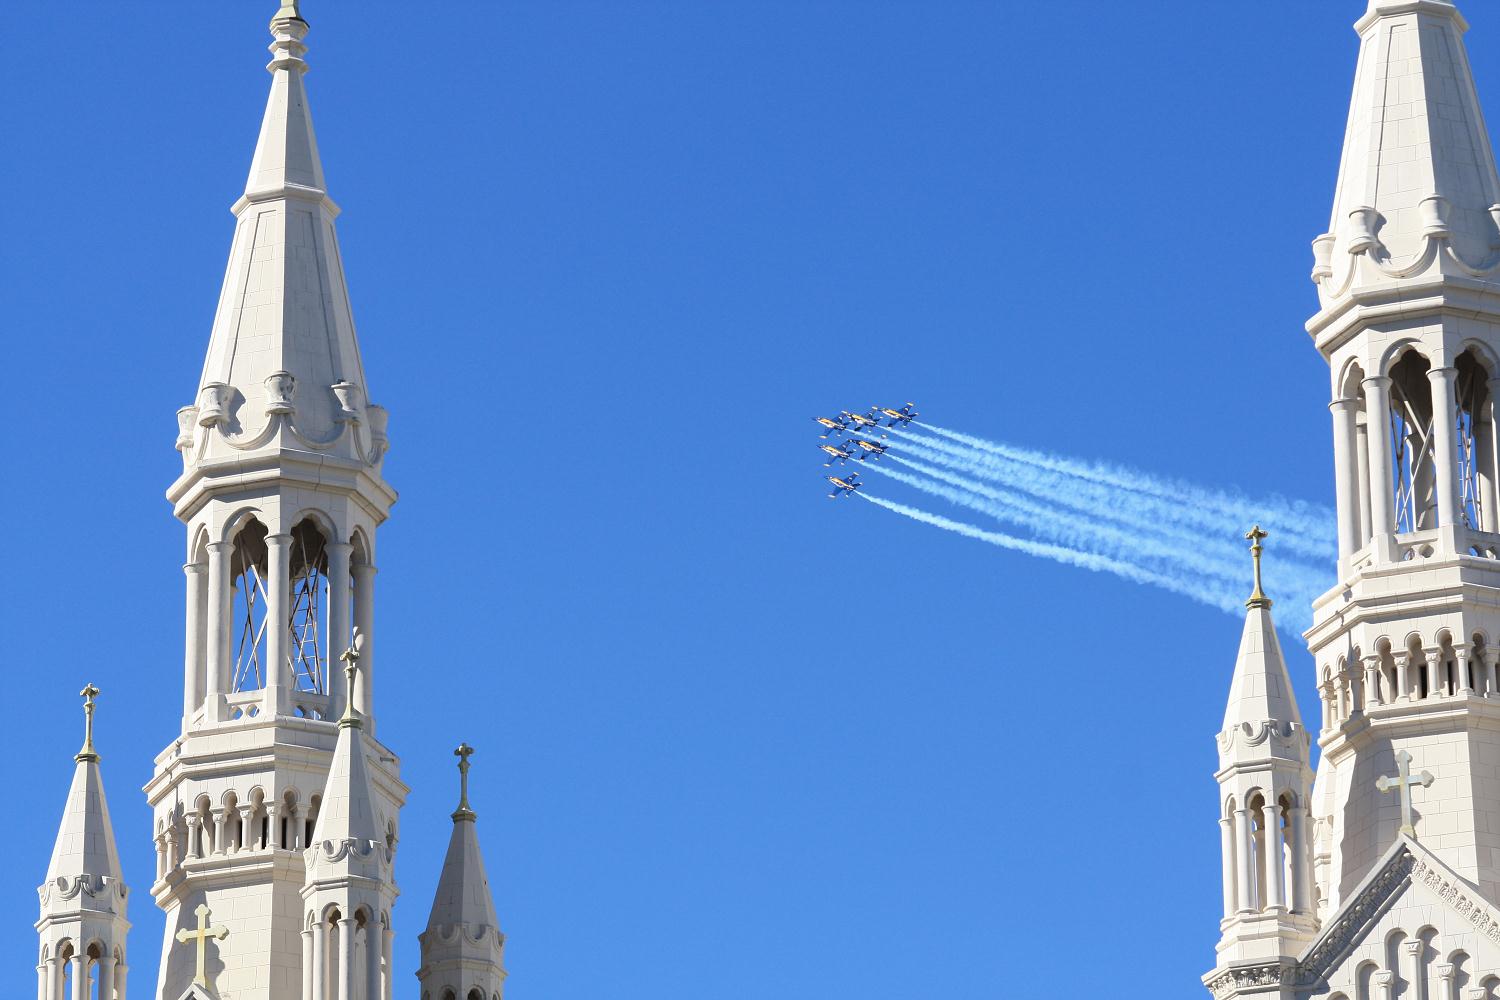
[1204,535,1316,997]
[37,686,129,1000]
[418,744,508,1000]
[145,6,407,999]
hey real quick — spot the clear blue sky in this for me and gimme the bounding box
[0,2,1475,997]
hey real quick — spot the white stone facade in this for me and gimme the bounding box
[1207,1,1500,997]
[33,5,506,999]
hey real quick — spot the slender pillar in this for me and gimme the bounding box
[269,804,282,849]
[302,928,314,1000]
[70,955,86,1000]
[1426,648,1443,699]
[1357,412,1373,543]
[1332,397,1361,561]
[239,805,255,851]
[382,927,394,1000]
[1488,378,1500,532]
[205,541,231,720]
[328,543,354,721]
[97,957,113,1000]
[1219,815,1237,919]
[1404,940,1425,1000]
[1262,798,1285,910]
[1373,970,1394,1000]
[1437,964,1456,1000]
[338,916,357,1000]
[115,962,126,1000]
[213,809,227,856]
[1365,657,1383,707]
[1458,649,1474,695]
[1321,685,1333,731]
[365,918,382,1000]
[1235,807,1255,913]
[183,562,207,726]
[311,919,326,1000]
[1365,376,1397,540]
[53,956,65,1000]
[1335,671,1349,719]
[1397,653,1412,701]
[1290,803,1312,913]
[1431,366,1462,529]
[351,559,376,724]
[264,532,292,716]
[36,961,47,1000]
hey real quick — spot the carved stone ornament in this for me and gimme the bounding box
[197,382,232,427]
[176,406,199,450]
[264,370,296,415]
[1204,962,1294,998]
[330,380,364,422]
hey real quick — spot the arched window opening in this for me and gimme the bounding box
[1390,352,1437,533]
[1248,792,1267,911]
[1456,352,1494,531]
[468,989,484,1000]
[305,794,321,846]
[288,520,330,695]
[230,519,270,692]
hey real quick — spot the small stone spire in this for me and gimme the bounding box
[38,686,129,1000]
[418,744,507,1000]
[1223,529,1301,732]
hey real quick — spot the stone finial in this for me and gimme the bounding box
[1245,525,1272,610]
[453,743,477,822]
[338,629,365,730]
[76,683,100,763]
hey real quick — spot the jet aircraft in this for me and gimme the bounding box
[826,473,863,498]
[813,415,850,438]
[843,409,884,432]
[819,443,855,466]
[879,403,919,428]
[851,438,888,460]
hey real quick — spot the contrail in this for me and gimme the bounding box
[859,492,1248,615]
[898,423,1336,561]
[880,449,1331,602]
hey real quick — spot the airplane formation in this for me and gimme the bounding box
[812,403,918,497]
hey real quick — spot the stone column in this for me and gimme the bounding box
[352,559,376,724]
[1397,653,1412,701]
[268,804,282,849]
[1458,649,1474,695]
[1321,684,1333,731]
[1365,656,1384,707]
[311,919,326,1000]
[1336,670,1350,719]
[1235,807,1256,913]
[36,960,47,1000]
[70,954,86,1000]
[264,532,292,716]
[302,927,315,1000]
[1357,412,1373,542]
[239,805,256,851]
[97,956,113,1000]
[183,561,207,726]
[185,815,201,859]
[1437,963,1456,1000]
[1262,797,1286,910]
[382,927,394,1000]
[1431,366,1462,529]
[365,918,382,1000]
[1373,970,1394,1000]
[213,809,227,856]
[338,916,357,1000]
[327,542,353,721]
[1290,803,1312,913]
[1403,940,1424,1000]
[52,956,65,1000]
[1365,375,1397,542]
[1490,648,1500,698]
[1426,648,1444,698]
[1219,815,1237,919]
[205,541,231,721]
[1333,397,1362,562]
[114,962,126,1000]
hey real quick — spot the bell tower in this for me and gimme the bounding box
[1306,0,1500,916]
[143,3,405,997]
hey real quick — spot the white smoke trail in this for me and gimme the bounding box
[881,449,1330,602]
[858,492,1248,614]
[902,423,1336,561]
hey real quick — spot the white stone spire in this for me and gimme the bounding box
[418,743,507,1000]
[300,648,396,1000]
[1204,534,1315,999]
[1311,0,1500,313]
[37,686,130,1000]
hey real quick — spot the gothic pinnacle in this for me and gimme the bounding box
[1244,524,1271,610]
[76,683,100,763]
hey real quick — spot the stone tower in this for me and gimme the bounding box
[142,3,405,997]
[37,688,130,1000]
[417,745,507,1000]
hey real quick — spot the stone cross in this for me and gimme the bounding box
[1376,749,1434,837]
[76,683,101,763]
[175,903,229,987]
[453,742,476,820]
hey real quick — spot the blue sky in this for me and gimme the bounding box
[0,2,1478,997]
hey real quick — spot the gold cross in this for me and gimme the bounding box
[175,903,229,987]
[1245,525,1271,609]
[76,683,101,763]
[453,743,476,821]
[1377,749,1434,838]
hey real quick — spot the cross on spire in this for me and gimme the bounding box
[1245,525,1272,609]
[1377,749,1434,838]
[76,683,100,763]
[338,629,365,730]
[453,742,477,821]
[175,903,229,988]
